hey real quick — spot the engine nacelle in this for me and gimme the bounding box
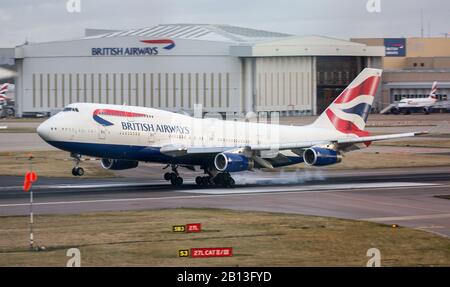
[214,153,254,172]
[303,147,342,166]
[101,158,139,170]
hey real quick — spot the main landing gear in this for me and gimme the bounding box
[195,167,235,187]
[163,164,183,186]
[163,165,235,187]
[71,153,84,176]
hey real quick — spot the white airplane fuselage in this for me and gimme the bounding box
[35,68,424,186]
[397,97,437,109]
[37,103,345,166]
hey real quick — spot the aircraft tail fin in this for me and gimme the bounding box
[311,68,382,137]
[429,81,438,99]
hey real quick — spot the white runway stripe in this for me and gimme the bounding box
[180,182,437,195]
[0,181,168,191]
[362,213,450,222]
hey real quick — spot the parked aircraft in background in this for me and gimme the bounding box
[391,81,439,114]
[0,83,14,94]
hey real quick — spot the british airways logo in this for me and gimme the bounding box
[91,39,175,56]
[92,109,190,134]
[122,122,190,134]
[140,39,175,50]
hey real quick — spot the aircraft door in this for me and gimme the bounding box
[98,126,106,140]
[148,130,156,145]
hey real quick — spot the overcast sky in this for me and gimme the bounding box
[0,0,449,47]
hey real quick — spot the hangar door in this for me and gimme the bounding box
[254,57,315,114]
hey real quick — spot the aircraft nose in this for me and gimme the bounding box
[37,119,50,140]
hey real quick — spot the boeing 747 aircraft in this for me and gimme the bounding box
[37,68,425,187]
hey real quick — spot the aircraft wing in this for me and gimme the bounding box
[159,131,427,157]
[250,131,427,151]
[160,144,234,157]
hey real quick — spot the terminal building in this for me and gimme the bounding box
[352,37,450,110]
[7,24,384,117]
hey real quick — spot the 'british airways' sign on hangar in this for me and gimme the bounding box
[384,38,406,57]
[91,39,175,56]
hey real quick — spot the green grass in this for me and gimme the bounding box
[0,150,115,178]
[0,128,37,133]
[0,208,449,266]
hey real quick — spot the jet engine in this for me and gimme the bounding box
[101,158,139,170]
[303,147,342,166]
[214,153,254,172]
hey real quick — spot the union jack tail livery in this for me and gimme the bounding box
[429,81,438,99]
[0,83,9,94]
[312,68,382,137]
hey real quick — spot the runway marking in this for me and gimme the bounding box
[0,181,168,191]
[326,191,450,214]
[179,182,438,195]
[417,225,445,229]
[363,213,450,222]
[0,182,441,209]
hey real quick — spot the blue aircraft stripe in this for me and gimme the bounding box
[45,140,304,169]
[93,114,114,126]
[342,103,371,122]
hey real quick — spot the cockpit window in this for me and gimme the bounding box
[63,107,79,112]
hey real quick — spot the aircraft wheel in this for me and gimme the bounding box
[214,173,224,185]
[72,167,84,176]
[5,108,14,118]
[201,176,211,186]
[170,176,183,186]
[164,172,172,181]
[223,176,235,187]
[171,172,178,180]
[195,176,203,185]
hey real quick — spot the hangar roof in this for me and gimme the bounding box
[83,24,384,57]
[15,24,384,58]
[84,24,290,43]
[230,35,386,57]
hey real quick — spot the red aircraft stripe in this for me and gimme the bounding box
[325,109,370,138]
[93,109,146,118]
[334,76,380,104]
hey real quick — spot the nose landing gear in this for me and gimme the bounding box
[72,166,84,176]
[71,153,84,176]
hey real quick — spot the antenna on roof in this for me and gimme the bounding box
[420,9,424,38]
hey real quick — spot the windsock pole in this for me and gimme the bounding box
[24,156,38,250]
[29,186,34,249]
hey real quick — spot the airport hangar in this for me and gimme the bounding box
[11,24,384,118]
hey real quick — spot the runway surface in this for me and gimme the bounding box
[1,167,450,237]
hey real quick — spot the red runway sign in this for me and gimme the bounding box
[186,223,201,233]
[190,247,233,258]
